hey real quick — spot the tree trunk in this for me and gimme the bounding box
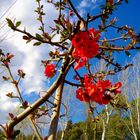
[101,120,105,140]
[101,105,112,140]
[129,110,137,140]
[48,83,64,140]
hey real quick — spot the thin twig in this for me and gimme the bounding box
[67,0,84,21]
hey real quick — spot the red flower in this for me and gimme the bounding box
[73,75,80,81]
[101,95,111,104]
[69,10,74,16]
[76,87,90,102]
[74,57,87,70]
[72,28,100,70]
[114,82,122,88]
[84,75,96,96]
[113,82,122,95]
[75,75,122,105]
[44,64,55,78]
[72,31,99,58]
[97,80,112,92]
[88,28,100,42]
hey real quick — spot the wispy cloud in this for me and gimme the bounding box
[77,0,101,17]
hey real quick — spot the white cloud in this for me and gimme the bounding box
[79,0,88,8]
[0,0,58,123]
[0,0,58,93]
[78,0,98,9]
[91,0,98,3]
[77,0,100,17]
[0,83,19,110]
[0,82,19,124]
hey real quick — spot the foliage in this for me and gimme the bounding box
[57,99,140,140]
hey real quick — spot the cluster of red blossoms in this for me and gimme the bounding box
[44,64,56,78]
[72,28,100,70]
[76,75,122,105]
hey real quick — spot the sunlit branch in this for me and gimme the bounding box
[99,36,130,43]
[99,45,140,51]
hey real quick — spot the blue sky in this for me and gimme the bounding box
[65,0,140,78]
[59,0,140,123]
[115,0,140,31]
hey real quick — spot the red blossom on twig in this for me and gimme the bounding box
[44,63,56,78]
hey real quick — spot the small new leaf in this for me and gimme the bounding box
[23,35,30,40]
[40,106,46,111]
[35,33,42,40]
[6,92,13,98]
[18,69,26,78]
[16,21,21,28]
[9,113,14,119]
[2,76,10,81]
[33,42,42,46]
[6,18,14,28]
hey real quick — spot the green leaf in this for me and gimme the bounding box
[40,106,46,111]
[33,42,42,46]
[56,24,60,30]
[35,33,42,40]
[16,21,21,28]
[125,51,131,57]
[51,34,56,39]
[38,26,43,31]
[6,18,14,28]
